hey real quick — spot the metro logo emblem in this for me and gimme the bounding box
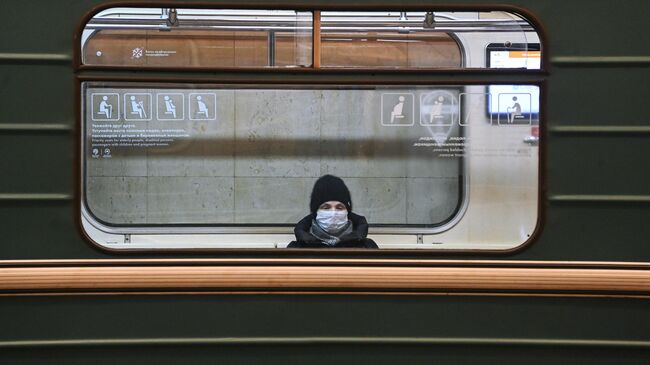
[131,47,144,59]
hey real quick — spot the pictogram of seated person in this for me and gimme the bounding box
[288,175,378,249]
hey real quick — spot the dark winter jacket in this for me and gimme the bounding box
[287,212,378,248]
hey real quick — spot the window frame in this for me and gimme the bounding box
[75,3,549,73]
[75,2,548,255]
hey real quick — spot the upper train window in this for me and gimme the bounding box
[82,9,313,68]
[80,9,541,70]
[79,7,543,251]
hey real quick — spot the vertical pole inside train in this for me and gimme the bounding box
[313,10,321,68]
[268,31,276,66]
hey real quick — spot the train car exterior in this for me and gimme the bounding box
[0,0,649,363]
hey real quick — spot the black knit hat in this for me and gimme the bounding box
[310,175,352,213]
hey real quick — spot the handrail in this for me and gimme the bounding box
[1,266,649,296]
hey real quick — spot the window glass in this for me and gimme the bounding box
[82,82,540,250]
[82,9,313,68]
[81,8,541,70]
[319,12,461,68]
[83,83,463,226]
[318,11,538,68]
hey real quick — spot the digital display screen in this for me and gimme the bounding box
[487,44,541,119]
[489,50,541,69]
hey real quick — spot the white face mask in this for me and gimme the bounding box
[315,209,349,233]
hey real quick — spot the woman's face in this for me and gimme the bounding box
[318,200,346,211]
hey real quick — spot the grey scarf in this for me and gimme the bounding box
[309,219,353,246]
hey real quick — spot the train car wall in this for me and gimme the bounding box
[0,0,648,363]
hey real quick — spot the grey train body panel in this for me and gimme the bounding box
[1,0,649,363]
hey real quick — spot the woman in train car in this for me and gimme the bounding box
[288,175,378,248]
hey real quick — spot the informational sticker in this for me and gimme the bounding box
[102,147,112,158]
[189,93,217,120]
[497,93,532,125]
[123,93,152,121]
[87,88,201,154]
[380,93,414,126]
[459,93,490,126]
[419,91,457,126]
[156,93,184,120]
[488,85,539,118]
[91,93,120,121]
[129,47,178,60]
[413,136,468,158]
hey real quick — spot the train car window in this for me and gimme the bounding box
[79,7,543,251]
[80,9,541,70]
[82,82,540,250]
[83,83,465,228]
[82,9,313,68]
[319,12,462,68]
[318,11,538,69]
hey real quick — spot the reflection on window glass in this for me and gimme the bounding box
[82,9,312,67]
[82,82,540,250]
[319,12,462,68]
[81,8,541,69]
[318,11,538,68]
